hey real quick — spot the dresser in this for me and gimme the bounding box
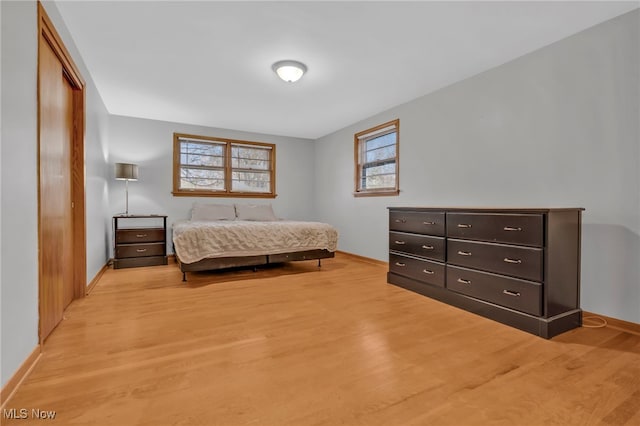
[387,207,583,338]
[113,215,168,269]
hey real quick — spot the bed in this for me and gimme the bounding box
[172,204,338,281]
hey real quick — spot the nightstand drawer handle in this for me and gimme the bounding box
[394,262,406,267]
[457,224,472,228]
[423,221,435,225]
[503,290,521,297]
[136,234,148,238]
[503,258,522,264]
[423,269,435,275]
[457,278,472,284]
[422,245,434,250]
[457,251,472,256]
[394,240,406,245]
[136,248,147,253]
[503,226,522,232]
[395,219,406,223]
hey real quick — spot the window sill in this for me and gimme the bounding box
[172,191,277,199]
[353,190,400,198]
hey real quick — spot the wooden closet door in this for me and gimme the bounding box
[39,37,74,340]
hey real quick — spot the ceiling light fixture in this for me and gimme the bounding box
[272,60,307,83]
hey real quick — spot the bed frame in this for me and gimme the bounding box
[176,249,335,281]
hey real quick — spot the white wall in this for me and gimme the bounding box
[314,10,640,323]
[0,0,110,388]
[1,0,39,389]
[108,115,315,255]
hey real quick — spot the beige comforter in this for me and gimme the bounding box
[172,220,338,264]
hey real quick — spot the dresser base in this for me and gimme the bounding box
[388,272,582,339]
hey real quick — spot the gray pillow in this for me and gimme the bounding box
[191,203,236,221]
[235,204,278,221]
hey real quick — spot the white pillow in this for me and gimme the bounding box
[235,204,278,221]
[191,203,236,221]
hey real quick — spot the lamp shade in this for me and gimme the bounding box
[272,60,307,83]
[115,163,138,181]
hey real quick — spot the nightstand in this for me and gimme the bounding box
[113,215,168,269]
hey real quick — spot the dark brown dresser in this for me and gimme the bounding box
[113,215,168,269]
[387,207,583,338]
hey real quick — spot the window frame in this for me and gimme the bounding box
[353,119,400,197]
[172,132,277,198]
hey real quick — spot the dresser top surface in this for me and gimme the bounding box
[113,214,168,218]
[387,207,584,213]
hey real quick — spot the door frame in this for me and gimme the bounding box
[37,2,86,342]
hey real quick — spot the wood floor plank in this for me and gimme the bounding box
[3,254,639,425]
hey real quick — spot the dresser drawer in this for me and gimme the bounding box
[389,253,445,287]
[116,242,165,258]
[116,228,165,244]
[446,213,543,247]
[446,265,542,316]
[447,239,543,282]
[389,232,445,261]
[389,211,445,236]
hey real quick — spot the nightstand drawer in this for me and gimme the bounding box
[116,242,165,258]
[446,213,543,247]
[116,228,165,244]
[389,211,445,236]
[446,265,542,316]
[389,232,445,261]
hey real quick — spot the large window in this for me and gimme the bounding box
[354,119,399,196]
[173,133,276,198]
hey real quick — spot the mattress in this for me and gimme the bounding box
[172,220,338,264]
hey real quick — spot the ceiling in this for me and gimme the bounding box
[55,1,639,140]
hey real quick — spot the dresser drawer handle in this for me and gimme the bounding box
[457,251,472,256]
[422,245,434,250]
[457,278,472,284]
[394,241,406,245]
[457,224,472,228]
[423,221,435,225]
[136,234,148,238]
[423,269,435,275]
[503,290,521,297]
[136,248,147,253]
[394,262,406,267]
[503,258,522,264]
[503,226,522,232]
[394,219,406,223]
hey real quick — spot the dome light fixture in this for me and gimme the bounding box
[272,60,307,83]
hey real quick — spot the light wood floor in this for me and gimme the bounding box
[4,254,640,425]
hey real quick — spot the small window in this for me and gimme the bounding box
[173,133,276,198]
[354,119,399,196]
